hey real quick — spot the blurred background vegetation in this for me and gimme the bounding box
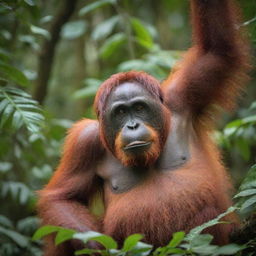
[0,0,255,255]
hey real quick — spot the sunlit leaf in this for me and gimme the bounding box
[31,25,50,39]
[122,234,144,252]
[79,0,116,16]
[61,21,87,40]
[33,226,71,241]
[167,231,185,247]
[131,17,153,49]
[74,231,117,249]
[240,195,256,211]
[234,189,256,198]
[55,229,76,245]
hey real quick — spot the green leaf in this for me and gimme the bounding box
[55,229,76,245]
[24,0,36,6]
[214,244,244,255]
[0,162,12,173]
[92,15,120,40]
[131,18,153,49]
[242,115,256,124]
[74,231,118,249]
[130,241,153,255]
[75,248,99,255]
[234,189,256,198]
[0,99,9,114]
[32,225,62,240]
[72,78,101,99]
[167,231,185,247]
[79,0,116,16]
[122,234,144,252]
[236,137,250,161]
[0,87,44,133]
[61,21,87,40]
[192,244,219,255]
[0,215,13,228]
[0,226,29,247]
[99,33,126,59]
[240,195,256,211]
[186,206,237,241]
[0,63,30,87]
[225,119,243,128]
[118,59,165,79]
[166,248,186,254]
[31,25,50,39]
[190,234,213,247]
[1,103,14,126]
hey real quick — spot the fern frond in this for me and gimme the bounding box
[0,87,44,133]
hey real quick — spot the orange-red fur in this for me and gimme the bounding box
[114,125,161,167]
[37,1,250,255]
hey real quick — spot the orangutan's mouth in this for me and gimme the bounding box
[123,141,152,151]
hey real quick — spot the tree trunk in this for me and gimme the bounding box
[33,0,78,104]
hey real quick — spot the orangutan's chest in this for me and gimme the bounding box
[96,113,191,194]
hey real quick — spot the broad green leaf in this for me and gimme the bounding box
[61,21,87,40]
[240,195,256,211]
[79,0,116,16]
[74,231,118,249]
[214,244,244,255]
[55,229,76,245]
[31,25,50,39]
[0,63,30,87]
[234,189,256,198]
[99,33,126,59]
[32,225,62,240]
[242,115,256,124]
[122,234,144,252]
[192,244,219,255]
[131,17,153,49]
[225,119,243,128]
[92,15,120,40]
[190,234,213,247]
[167,231,185,247]
[129,241,153,255]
